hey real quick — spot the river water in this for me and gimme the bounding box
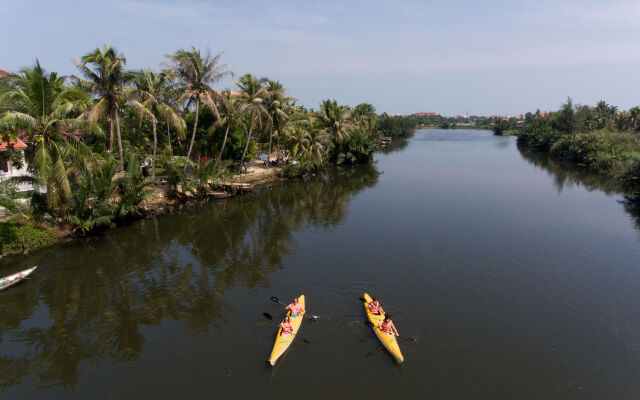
[2,129,640,399]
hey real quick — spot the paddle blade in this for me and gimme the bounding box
[364,320,375,327]
[270,296,281,303]
[263,312,274,320]
[359,297,367,303]
[307,315,319,321]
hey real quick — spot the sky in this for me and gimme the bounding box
[1,0,639,116]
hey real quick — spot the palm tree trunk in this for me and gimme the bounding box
[109,116,114,152]
[276,128,281,158]
[152,119,157,179]
[19,213,26,253]
[185,97,200,170]
[267,123,274,165]
[166,122,172,154]
[115,110,124,170]
[239,110,254,169]
[215,122,231,169]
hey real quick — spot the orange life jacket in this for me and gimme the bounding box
[289,303,303,315]
[380,320,393,334]
[281,321,293,335]
[369,301,380,313]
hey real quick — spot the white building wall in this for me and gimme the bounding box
[0,150,39,192]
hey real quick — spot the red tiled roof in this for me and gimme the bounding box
[414,112,438,115]
[0,138,27,149]
[0,70,10,76]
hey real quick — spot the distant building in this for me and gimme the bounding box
[414,112,438,116]
[0,138,38,192]
[0,69,10,77]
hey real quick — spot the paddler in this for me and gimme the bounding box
[379,315,399,336]
[285,297,305,318]
[368,297,384,315]
[280,316,294,337]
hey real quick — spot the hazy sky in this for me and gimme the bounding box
[2,0,639,116]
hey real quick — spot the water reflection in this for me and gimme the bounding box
[379,135,410,154]
[518,145,640,227]
[0,163,380,390]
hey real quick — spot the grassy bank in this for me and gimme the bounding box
[0,218,57,257]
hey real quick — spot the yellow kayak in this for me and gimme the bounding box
[363,293,404,363]
[268,294,305,366]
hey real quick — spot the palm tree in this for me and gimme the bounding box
[0,60,98,210]
[316,99,353,153]
[213,90,244,169]
[165,47,231,168]
[130,69,185,178]
[236,74,270,168]
[75,45,131,170]
[628,107,640,132]
[303,121,329,166]
[265,80,288,165]
[284,125,310,159]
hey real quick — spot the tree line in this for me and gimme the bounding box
[515,98,640,196]
[0,44,416,237]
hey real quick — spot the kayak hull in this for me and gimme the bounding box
[363,293,404,363]
[0,266,37,292]
[268,294,305,366]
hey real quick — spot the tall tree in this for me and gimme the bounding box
[75,45,131,170]
[0,60,98,210]
[316,99,353,153]
[265,80,288,165]
[213,90,243,169]
[165,47,231,168]
[130,69,185,178]
[236,74,270,168]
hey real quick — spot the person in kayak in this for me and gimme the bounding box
[379,315,399,336]
[285,297,305,317]
[280,316,294,337]
[368,297,384,315]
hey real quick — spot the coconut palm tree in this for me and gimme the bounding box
[0,60,98,210]
[303,121,329,166]
[213,90,244,169]
[316,99,353,153]
[265,80,288,165]
[236,74,270,168]
[165,47,231,168]
[75,44,131,170]
[628,107,640,132]
[130,69,186,178]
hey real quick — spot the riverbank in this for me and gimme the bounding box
[517,129,640,197]
[0,161,283,259]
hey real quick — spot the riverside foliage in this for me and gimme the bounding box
[0,45,418,236]
[516,98,640,195]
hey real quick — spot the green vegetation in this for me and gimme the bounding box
[0,219,57,256]
[0,182,57,255]
[0,44,419,240]
[517,98,640,195]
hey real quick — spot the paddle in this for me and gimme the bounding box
[364,320,417,343]
[270,296,319,321]
[262,312,311,344]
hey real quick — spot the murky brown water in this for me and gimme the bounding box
[2,130,640,399]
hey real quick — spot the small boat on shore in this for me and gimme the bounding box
[207,190,229,199]
[0,266,37,292]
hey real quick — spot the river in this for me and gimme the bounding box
[2,129,640,399]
